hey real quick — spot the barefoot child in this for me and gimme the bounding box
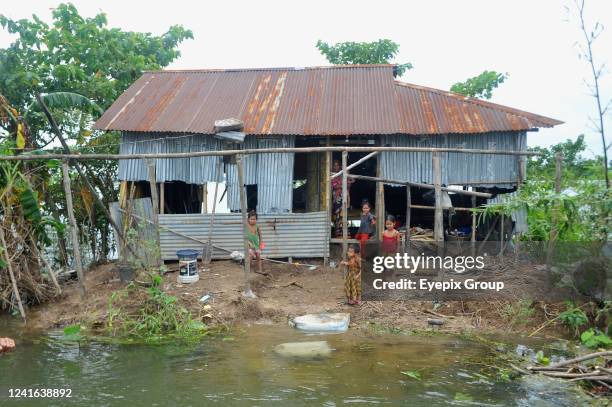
[381,215,400,255]
[246,211,264,274]
[341,244,362,305]
[354,200,376,256]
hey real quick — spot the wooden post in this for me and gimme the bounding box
[160,182,165,214]
[324,139,332,265]
[499,213,505,257]
[342,150,349,263]
[405,186,411,253]
[376,154,384,240]
[32,243,61,294]
[61,160,86,298]
[0,226,26,320]
[201,183,208,214]
[471,195,477,242]
[432,152,444,242]
[547,153,563,267]
[237,154,256,298]
[146,159,162,268]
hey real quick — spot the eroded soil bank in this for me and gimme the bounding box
[24,260,568,339]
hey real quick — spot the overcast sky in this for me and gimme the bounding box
[2,0,611,156]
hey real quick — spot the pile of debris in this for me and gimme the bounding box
[525,351,612,393]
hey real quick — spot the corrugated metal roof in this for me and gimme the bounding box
[94,65,562,136]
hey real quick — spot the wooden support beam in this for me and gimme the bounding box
[346,174,492,198]
[432,152,444,242]
[237,154,256,298]
[342,150,349,264]
[471,195,477,243]
[61,160,86,298]
[201,183,207,214]
[405,186,411,253]
[324,138,332,265]
[160,182,165,214]
[330,151,379,180]
[146,159,162,268]
[376,155,385,240]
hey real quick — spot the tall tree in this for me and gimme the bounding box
[0,3,193,262]
[0,2,193,147]
[450,71,508,99]
[570,0,610,189]
[316,39,413,76]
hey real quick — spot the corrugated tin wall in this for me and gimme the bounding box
[487,191,528,234]
[119,132,223,183]
[225,136,295,213]
[158,211,328,260]
[380,132,525,187]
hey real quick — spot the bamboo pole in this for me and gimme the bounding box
[237,154,256,299]
[1,145,544,162]
[61,160,86,298]
[146,159,162,268]
[346,174,491,198]
[330,151,379,179]
[0,226,26,320]
[432,152,444,242]
[342,151,349,263]
[405,186,411,253]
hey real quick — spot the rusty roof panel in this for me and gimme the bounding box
[94,65,562,135]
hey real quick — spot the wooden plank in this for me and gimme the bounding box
[62,160,86,298]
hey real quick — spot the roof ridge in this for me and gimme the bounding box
[145,64,396,74]
[394,81,563,125]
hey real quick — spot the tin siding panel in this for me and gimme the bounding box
[159,211,329,260]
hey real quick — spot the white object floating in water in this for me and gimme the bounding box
[291,313,350,333]
[274,341,332,358]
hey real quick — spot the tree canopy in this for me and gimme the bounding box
[0,2,193,147]
[450,70,508,99]
[316,39,413,76]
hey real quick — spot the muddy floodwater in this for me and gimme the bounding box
[0,319,590,406]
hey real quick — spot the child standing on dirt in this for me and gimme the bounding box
[381,215,400,255]
[341,244,362,305]
[355,200,376,256]
[246,211,264,274]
